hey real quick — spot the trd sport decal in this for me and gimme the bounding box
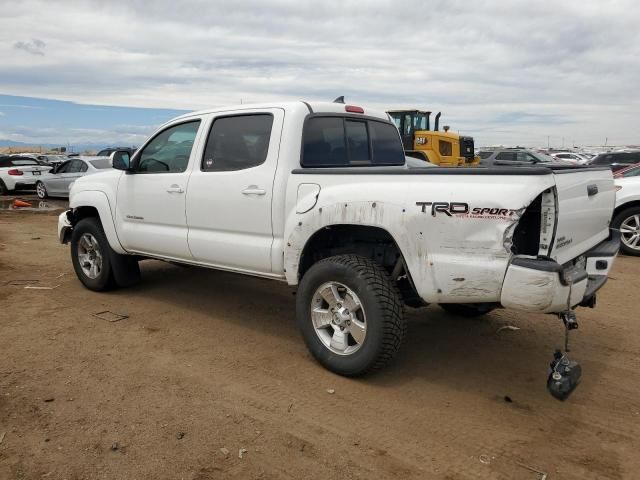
[416,202,518,218]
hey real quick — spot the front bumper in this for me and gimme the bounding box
[501,229,620,313]
[58,210,72,244]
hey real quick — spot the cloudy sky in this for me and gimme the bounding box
[0,0,638,148]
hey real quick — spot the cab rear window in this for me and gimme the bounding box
[302,116,404,167]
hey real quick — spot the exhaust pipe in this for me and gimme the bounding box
[434,112,441,131]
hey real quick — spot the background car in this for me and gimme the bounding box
[613,162,640,255]
[589,150,640,172]
[477,148,567,167]
[549,152,591,164]
[0,155,52,195]
[35,157,112,199]
[96,147,137,157]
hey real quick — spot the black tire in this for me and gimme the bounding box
[612,206,640,256]
[296,254,406,376]
[71,217,141,291]
[439,303,495,317]
[36,181,48,199]
[0,180,8,196]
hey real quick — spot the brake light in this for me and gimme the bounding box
[7,169,23,176]
[345,105,364,114]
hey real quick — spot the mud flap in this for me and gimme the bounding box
[108,251,141,288]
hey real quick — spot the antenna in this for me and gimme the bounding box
[333,96,345,104]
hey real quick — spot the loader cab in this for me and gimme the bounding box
[388,110,431,151]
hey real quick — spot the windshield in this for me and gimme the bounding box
[90,159,112,169]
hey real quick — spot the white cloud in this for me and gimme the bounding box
[0,0,638,146]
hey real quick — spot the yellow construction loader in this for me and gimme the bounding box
[387,110,480,166]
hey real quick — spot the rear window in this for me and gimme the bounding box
[11,159,39,166]
[90,159,112,169]
[302,116,404,167]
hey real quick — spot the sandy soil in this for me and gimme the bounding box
[1,201,639,479]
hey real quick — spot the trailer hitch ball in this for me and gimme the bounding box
[547,350,582,401]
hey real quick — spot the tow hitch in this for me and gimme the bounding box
[547,310,582,401]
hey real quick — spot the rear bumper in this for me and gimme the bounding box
[501,229,619,313]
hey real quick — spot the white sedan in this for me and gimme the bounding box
[0,155,52,195]
[36,157,112,199]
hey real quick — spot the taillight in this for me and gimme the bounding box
[345,105,364,114]
[7,169,23,176]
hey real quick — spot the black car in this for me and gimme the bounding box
[589,151,640,172]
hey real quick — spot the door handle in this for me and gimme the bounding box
[166,185,184,194]
[242,187,266,196]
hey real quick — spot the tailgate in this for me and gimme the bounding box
[551,168,614,264]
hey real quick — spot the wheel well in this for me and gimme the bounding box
[297,225,424,307]
[71,206,100,225]
[614,201,640,219]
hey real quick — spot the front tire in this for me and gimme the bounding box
[612,206,640,256]
[71,218,116,291]
[0,180,7,196]
[36,181,48,199]
[296,255,406,376]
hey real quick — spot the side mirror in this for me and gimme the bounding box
[110,150,131,171]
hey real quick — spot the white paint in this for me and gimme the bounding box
[59,100,618,313]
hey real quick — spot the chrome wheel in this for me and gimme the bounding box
[620,214,640,251]
[311,282,366,355]
[77,233,103,279]
[36,182,47,199]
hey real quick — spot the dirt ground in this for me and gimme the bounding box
[1,197,639,480]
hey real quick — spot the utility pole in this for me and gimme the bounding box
[547,136,550,149]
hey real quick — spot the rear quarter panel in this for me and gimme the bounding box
[284,171,555,303]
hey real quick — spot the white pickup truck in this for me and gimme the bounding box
[58,101,619,378]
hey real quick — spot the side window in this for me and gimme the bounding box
[67,160,83,173]
[136,121,200,173]
[516,152,536,162]
[496,152,516,161]
[80,161,88,172]
[201,114,273,171]
[403,114,412,136]
[56,161,71,173]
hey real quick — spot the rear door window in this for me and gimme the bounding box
[302,116,404,167]
[202,114,274,172]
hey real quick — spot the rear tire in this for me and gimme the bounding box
[612,206,640,256]
[296,255,406,376]
[439,303,495,317]
[36,181,48,199]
